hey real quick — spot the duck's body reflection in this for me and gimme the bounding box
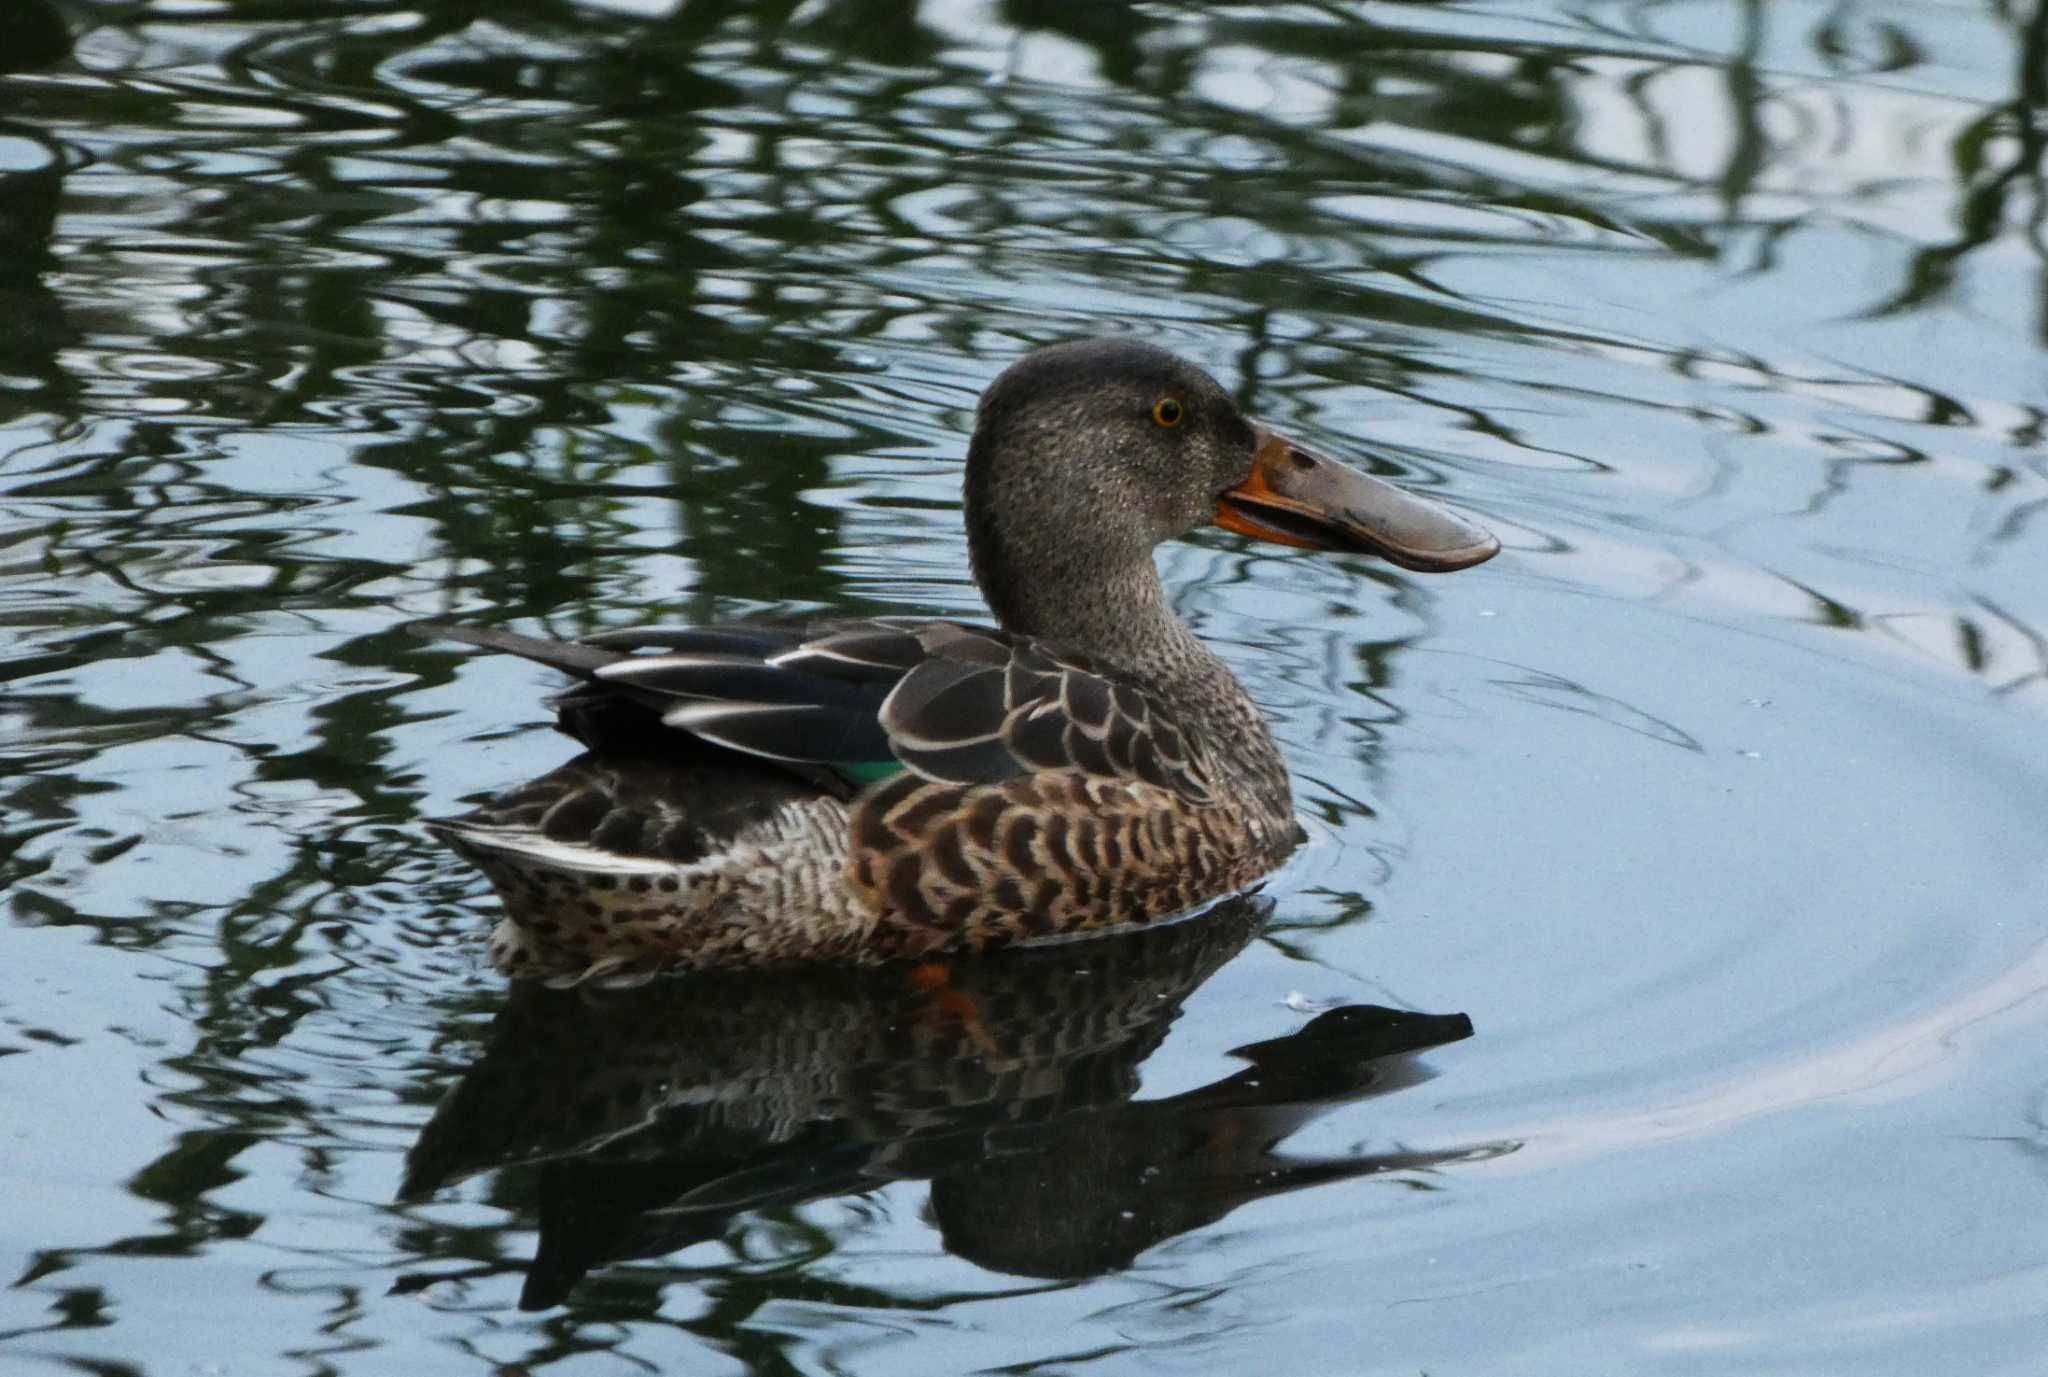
[402,897,1507,1308]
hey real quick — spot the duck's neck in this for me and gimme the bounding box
[977,547,1294,821]
[981,549,1190,680]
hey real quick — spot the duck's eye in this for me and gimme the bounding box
[1152,397,1184,428]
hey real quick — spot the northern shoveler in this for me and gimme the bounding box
[418,339,1498,982]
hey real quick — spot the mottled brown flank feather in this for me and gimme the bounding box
[847,769,1276,954]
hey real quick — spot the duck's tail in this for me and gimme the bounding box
[405,619,624,679]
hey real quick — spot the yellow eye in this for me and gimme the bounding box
[1152,397,1184,428]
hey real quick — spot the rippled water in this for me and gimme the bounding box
[3,0,2046,1372]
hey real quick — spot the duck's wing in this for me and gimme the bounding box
[537,620,1209,799]
[580,620,914,773]
[871,622,1211,803]
[415,618,1209,801]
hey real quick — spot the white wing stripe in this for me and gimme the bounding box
[595,652,764,681]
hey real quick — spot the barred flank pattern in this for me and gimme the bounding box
[440,750,1292,983]
[847,768,1281,955]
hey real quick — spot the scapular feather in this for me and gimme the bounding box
[582,626,799,656]
[883,663,1008,748]
[663,702,894,765]
[921,623,1012,667]
[1005,703,1072,770]
[773,627,929,675]
[894,734,1030,784]
[599,657,885,712]
[1063,725,1116,777]
[1062,673,1113,731]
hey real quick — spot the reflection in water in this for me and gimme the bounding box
[0,0,68,75]
[0,0,68,402]
[400,895,1500,1308]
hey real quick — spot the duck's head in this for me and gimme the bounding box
[964,338,1498,639]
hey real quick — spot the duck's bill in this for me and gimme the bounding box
[1214,427,1501,572]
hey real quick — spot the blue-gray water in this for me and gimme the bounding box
[3,1,2046,1372]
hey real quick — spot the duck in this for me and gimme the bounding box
[417,338,1498,982]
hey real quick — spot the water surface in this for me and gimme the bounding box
[3,1,2046,1373]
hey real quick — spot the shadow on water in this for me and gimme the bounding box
[398,894,1505,1309]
